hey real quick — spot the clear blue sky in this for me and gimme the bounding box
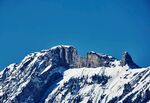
[0,0,150,69]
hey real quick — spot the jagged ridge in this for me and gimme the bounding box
[0,45,149,103]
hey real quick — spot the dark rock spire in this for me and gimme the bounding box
[120,52,140,68]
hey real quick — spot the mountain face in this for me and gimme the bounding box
[120,52,141,69]
[0,45,149,103]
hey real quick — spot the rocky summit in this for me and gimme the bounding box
[0,45,149,103]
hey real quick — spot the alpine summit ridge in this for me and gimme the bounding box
[0,45,149,103]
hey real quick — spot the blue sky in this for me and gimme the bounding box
[0,0,150,69]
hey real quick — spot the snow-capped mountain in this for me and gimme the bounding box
[0,45,149,103]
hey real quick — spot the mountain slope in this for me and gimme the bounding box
[0,45,149,103]
[45,67,150,103]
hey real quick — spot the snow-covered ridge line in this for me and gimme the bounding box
[0,45,149,103]
[50,45,73,50]
[0,45,141,73]
[45,67,150,103]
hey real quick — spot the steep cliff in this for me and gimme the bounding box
[0,45,148,103]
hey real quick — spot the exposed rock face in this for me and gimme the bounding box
[86,51,116,68]
[75,57,87,68]
[39,46,140,69]
[48,46,118,68]
[50,45,78,68]
[0,45,78,103]
[0,45,145,103]
[120,52,140,68]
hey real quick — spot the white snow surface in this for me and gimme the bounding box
[0,45,149,103]
[41,64,52,75]
[50,45,73,50]
[45,66,150,103]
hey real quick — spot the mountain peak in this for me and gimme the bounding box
[120,51,140,68]
[122,51,133,62]
[50,45,75,50]
[49,45,78,68]
[0,45,149,103]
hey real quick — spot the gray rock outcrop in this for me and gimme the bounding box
[86,51,116,68]
[120,52,140,68]
[0,45,143,103]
